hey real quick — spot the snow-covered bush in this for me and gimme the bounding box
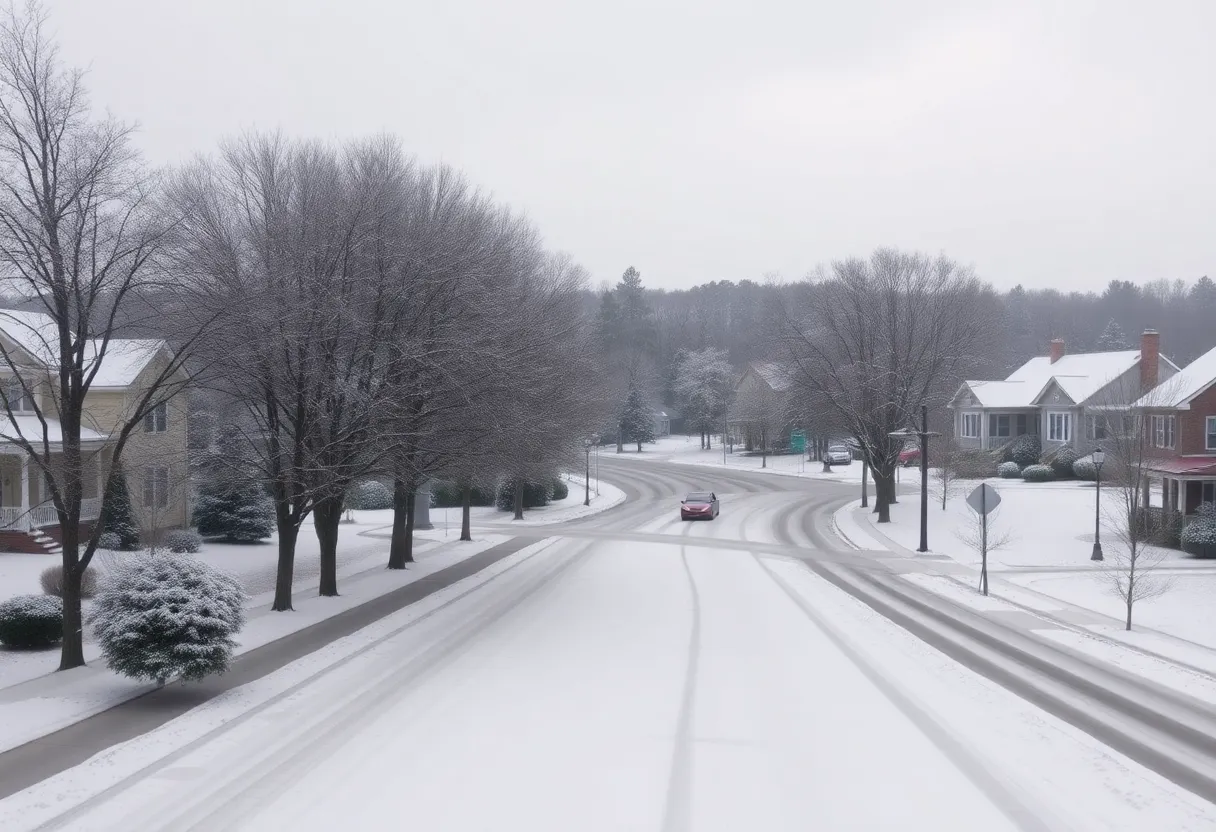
[1021,464,1055,483]
[430,482,494,508]
[0,594,63,648]
[998,461,1021,479]
[346,480,393,511]
[1196,502,1216,519]
[1048,447,1080,479]
[90,556,245,684]
[99,467,141,550]
[1009,434,1042,468]
[39,564,99,599]
[194,484,274,543]
[550,477,569,501]
[496,480,551,512]
[97,532,122,551]
[163,529,203,554]
[1181,517,1216,558]
[1072,457,1098,481]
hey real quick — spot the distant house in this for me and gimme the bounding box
[0,311,189,554]
[1133,344,1216,516]
[947,331,1179,453]
[731,361,794,450]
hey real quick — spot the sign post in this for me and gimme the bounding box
[965,483,1001,596]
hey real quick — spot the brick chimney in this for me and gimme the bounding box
[1140,329,1160,390]
[1049,338,1065,364]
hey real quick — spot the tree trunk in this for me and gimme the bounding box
[313,495,343,597]
[705,429,711,450]
[388,476,414,569]
[761,428,768,468]
[872,467,894,523]
[617,424,624,454]
[403,492,417,564]
[513,479,525,520]
[271,520,299,611]
[460,483,473,541]
[58,564,85,670]
[861,462,868,508]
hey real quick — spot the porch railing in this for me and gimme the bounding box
[0,497,103,532]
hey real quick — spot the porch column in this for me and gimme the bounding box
[20,456,29,530]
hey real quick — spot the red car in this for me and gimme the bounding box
[899,443,921,467]
[680,492,720,521]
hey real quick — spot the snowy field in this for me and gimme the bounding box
[5,529,1214,830]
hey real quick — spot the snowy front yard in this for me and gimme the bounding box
[866,476,1216,649]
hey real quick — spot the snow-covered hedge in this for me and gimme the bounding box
[163,529,203,554]
[195,484,275,543]
[496,480,551,512]
[1072,458,1098,481]
[1182,515,1216,558]
[1048,447,1080,479]
[0,594,63,648]
[97,532,122,551]
[430,482,494,509]
[550,477,569,501]
[1021,464,1055,483]
[1009,434,1042,468]
[39,565,99,599]
[346,480,393,511]
[90,556,246,684]
[998,461,1021,479]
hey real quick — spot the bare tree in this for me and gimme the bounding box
[0,3,202,669]
[777,250,996,521]
[955,504,1015,595]
[931,434,966,510]
[730,378,788,468]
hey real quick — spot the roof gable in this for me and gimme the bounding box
[1033,379,1076,407]
[1134,344,1216,409]
[0,309,169,389]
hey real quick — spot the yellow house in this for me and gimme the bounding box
[0,311,189,554]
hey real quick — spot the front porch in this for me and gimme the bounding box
[0,451,107,547]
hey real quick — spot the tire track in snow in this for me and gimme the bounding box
[660,546,703,832]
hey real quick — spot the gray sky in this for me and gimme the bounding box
[49,0,1216,292]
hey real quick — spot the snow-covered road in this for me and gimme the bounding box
[5,460,1216,830]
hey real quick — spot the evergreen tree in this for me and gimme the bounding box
[1096,318,1129,350]
[619,384,657,452]
[194,483,275,543]
[99,466,141,551]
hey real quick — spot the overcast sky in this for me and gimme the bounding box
[48,0,1216,292]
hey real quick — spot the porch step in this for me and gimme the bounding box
[27,529,61,555]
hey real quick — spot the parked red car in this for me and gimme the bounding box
[899,443,921,467]
[680,492,720,520]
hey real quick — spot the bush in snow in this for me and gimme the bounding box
[99,466,141,550]
[430,481,494,508]
[194,484,274,543]
[1196,502,1216,519]
[1072,458,1098,481]
[39,564,99,599]
[1009,434,1041,468]
[1181,516,1216,559]
[496,480,551,512]
[550,477,569,501]
[345,480,393,511]
[163,529,203,554]
[997,461,1022,479]
[90,555,245,684]
[0,594,63,649]
[1021,464,1055,483]
[1047,447,1080,479]
[97,531,122,551]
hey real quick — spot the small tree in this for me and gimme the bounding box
[194,484,274,543]
[1096,318,1129,350]
[931,437,966,510]
[99,467,141,551]
[619,384,656,452]
[90,555,245,685]
[956,504,1015,596]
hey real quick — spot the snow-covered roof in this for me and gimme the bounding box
[0,310,166,388]
[1011,351,1143,406]
[750,362,792,392]
[1134,344,1216,409]
[956,380,1038,409]
[0,415,107,445]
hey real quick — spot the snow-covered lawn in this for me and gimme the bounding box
[864,477,1216,649]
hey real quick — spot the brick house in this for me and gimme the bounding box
[1133,344,1216,516]
[0,311,190,554]
[948,331,1179,453]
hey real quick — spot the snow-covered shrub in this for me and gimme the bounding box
[0,595,63,648]
[39,564,99,599]
[1009,434,1042,468]
[496,480,551,512]
[163,529,203,554]
[998,461,1021,479]
[954,450,998,479]
[194,484,274,543]
[1072,458,1098,481]
[90,556,245,684]
[1021,464,1055,483]
[1048,447,1080,479]
[1181,517,1216,558]
[550,478,569,501]
[1196,502,1216,519]
[97,532,122,551]
[430,482,494,508]
[100,467,141,550]
[346,480,393,511]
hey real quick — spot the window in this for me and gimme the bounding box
[1207,416,1216,451]
[144,402,167,433]
[988,414,1011,439]
[1203,481,1215,506]
[1015,414,1032,436]
[2,380,34,412]
[1152,415,1176,449]
[1048,412,1072,442]
[961,412,980,438]
[1087,416,1108,441]
[143,466,170,509]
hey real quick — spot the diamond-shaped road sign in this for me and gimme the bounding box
[966,483,1001,515]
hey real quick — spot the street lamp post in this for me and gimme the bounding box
[1091,448,1106,561]
[890,405,940,553]
[583,438,592,507]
